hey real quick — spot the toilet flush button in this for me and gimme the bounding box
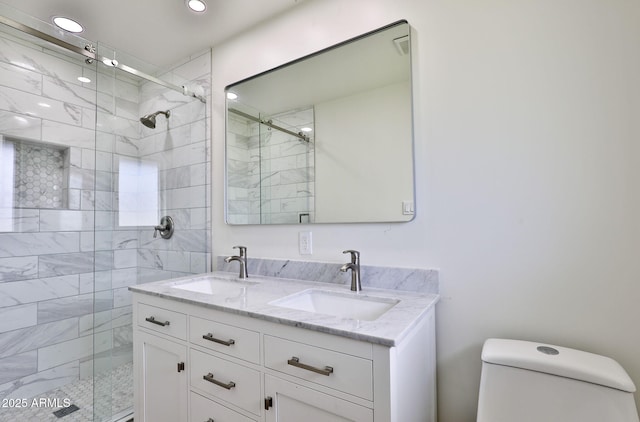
[537,346,559,355]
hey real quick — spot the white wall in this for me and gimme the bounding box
[315,81,413,222]
[211,0,640,420]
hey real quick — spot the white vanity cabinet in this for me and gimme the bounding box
[133,293,436,422]
[134,304,189,422]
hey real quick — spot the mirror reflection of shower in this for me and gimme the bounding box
[140,110,171,128]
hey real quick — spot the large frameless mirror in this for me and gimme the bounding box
[225,20,415,224]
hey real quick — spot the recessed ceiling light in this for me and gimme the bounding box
[300,127,313,132]
[226,92,238,100]
[187,0,207,12]
[52,16,84,33]
[77,76,91,83]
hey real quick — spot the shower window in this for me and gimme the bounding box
[118,157,159,227]
[0,137,15,232]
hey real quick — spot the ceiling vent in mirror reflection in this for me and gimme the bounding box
[393,35,410,55]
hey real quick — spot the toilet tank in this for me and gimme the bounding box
[477,338,639,422]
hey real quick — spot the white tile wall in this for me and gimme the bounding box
[0,304,37,333]
[0,29,210,401]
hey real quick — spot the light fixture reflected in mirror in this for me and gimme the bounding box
[102,58,118,67]
[187,0,207,12]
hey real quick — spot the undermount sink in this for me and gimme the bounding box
[171,278,254,295]
[270,289,399,321]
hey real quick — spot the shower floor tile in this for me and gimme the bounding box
[0,362,133,422]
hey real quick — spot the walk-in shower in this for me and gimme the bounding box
[140,110,170,129]
[0,3,210,421]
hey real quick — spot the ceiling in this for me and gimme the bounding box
[0,0,306,68]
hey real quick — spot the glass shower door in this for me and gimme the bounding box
[0,6,210,420]
[0,4,101,421]
[92,43,210,421]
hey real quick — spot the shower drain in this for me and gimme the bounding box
[53,404,80,418]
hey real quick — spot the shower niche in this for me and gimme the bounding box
[4,137,71,210]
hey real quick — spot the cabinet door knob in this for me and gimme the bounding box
[265,396,273,410]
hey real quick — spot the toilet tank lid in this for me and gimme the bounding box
[481,338,636,393]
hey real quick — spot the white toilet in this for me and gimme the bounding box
[477,338,639,422]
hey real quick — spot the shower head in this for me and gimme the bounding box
[140,110,170,129]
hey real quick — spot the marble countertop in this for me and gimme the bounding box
[129,271,439,347]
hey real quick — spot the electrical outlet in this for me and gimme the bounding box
[299,231,312,255]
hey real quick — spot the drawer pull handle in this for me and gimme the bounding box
[145,316,170,327]
[203,372,236,390]
[203,333,235,347]
[206,419,215,422]
[287,356,334,376]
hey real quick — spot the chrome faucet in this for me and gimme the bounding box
[340,249,362,292]
[224,246,248,279]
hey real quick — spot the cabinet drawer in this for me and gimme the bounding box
[138,303,187,340]
[190,391,257,422]
[190,316,260,364]
[264,335,373,400]
[190,349,261,416]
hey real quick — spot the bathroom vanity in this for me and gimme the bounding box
[130,272,438,422]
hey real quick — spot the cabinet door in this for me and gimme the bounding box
[264,375,373,422]
[135,330,188,422]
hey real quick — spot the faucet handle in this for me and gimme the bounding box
[342,249,360,264]
[233,245,247,257]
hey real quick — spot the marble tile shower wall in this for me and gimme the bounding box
[88,50,212,383]
[134,50,211,286]
[259,108,314,224]
[226,113,257,224]
[226,108,314,224]
[0,29,211,401]
[0,32,107,400]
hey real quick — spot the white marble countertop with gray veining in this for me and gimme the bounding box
[129,271,439,346]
